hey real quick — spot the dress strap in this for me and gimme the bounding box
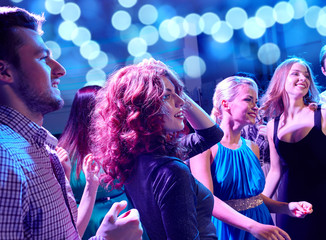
[314,105,322,130]
[273,116,280,145]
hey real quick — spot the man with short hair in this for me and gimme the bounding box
[0,6,142,240]
[319,44,326,103]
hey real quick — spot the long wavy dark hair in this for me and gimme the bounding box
[58,85,102,178]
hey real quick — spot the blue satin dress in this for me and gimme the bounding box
[211,138,273,240]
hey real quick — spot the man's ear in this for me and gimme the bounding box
[0,60,13,83]
[321,66,326,77]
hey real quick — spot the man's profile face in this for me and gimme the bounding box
[322,60,326,77]
[11,27,66,115]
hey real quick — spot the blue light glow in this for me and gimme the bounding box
[138,4,158,25]
[183,56,206,78]
[212,21,233,43]
[304,6,321,28]
[140,26,159,46]
[88,51,109,69]
[80,40,101,60]
[118,0,137,8]
[226,7,247,30]
[45,41,61,60]
[58,21,78,41]
[184,13,202,36]
[289,0,308,19]
[111,10,132,31]
[61,3,81,22]
[71,27,92,47]
[127,37,148,57]
[258,43,281,65]
[243,17,266,39]
[256,6,275,28]
[200,12,220,35]
[273,1,294,24]
[45,0,64,15]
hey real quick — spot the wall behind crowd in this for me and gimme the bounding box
[1,0,326,134]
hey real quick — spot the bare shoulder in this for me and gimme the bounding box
[210,144,219,161]
[320,104,326,132]
[244,139,259,158]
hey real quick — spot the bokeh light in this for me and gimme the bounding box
[304,6,321,28]
[159,19,178,42]
[118,0,137,8]
[184,13,203,36]
[61,2,81,22]
[58,21,78,41]
[273,1,294,24]
[138,4,158,25]
[139,26,159,46]
[80,40,101,60]
[170,16,187,39]
[200,12,220,35]
[85,69,107,85]
[111,10,132,31]
[289,0,308,19]
[316,7,326,36]
[226,7,247,30]
[183,56,206,78]
[258,43,281,65]
[45,41,61,60]
[71,27,92,46]
[256,6,276,28]
[127,37,148,57]
[211,21,233,43]
[88,51,109,69]
[120,24,140,43]
[45,0,65,15]
[243,17,266,39]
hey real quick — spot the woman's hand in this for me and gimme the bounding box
[250,222,291,240]
[83,153,100,188]
[56,146,71,181]
[288,201,313,218]
[257,124,267,138]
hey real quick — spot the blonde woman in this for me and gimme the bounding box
[191,76,312,240]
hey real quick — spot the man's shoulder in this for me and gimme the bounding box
[0,123,20,137]
[319,90,326,103]
[0,123,30,160]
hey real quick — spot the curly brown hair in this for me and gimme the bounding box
[91,59,186,189]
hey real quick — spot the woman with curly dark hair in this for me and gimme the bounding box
[91,58,224,239]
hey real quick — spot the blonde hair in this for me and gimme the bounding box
[211,76,258,123]
[260,57,320,119]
